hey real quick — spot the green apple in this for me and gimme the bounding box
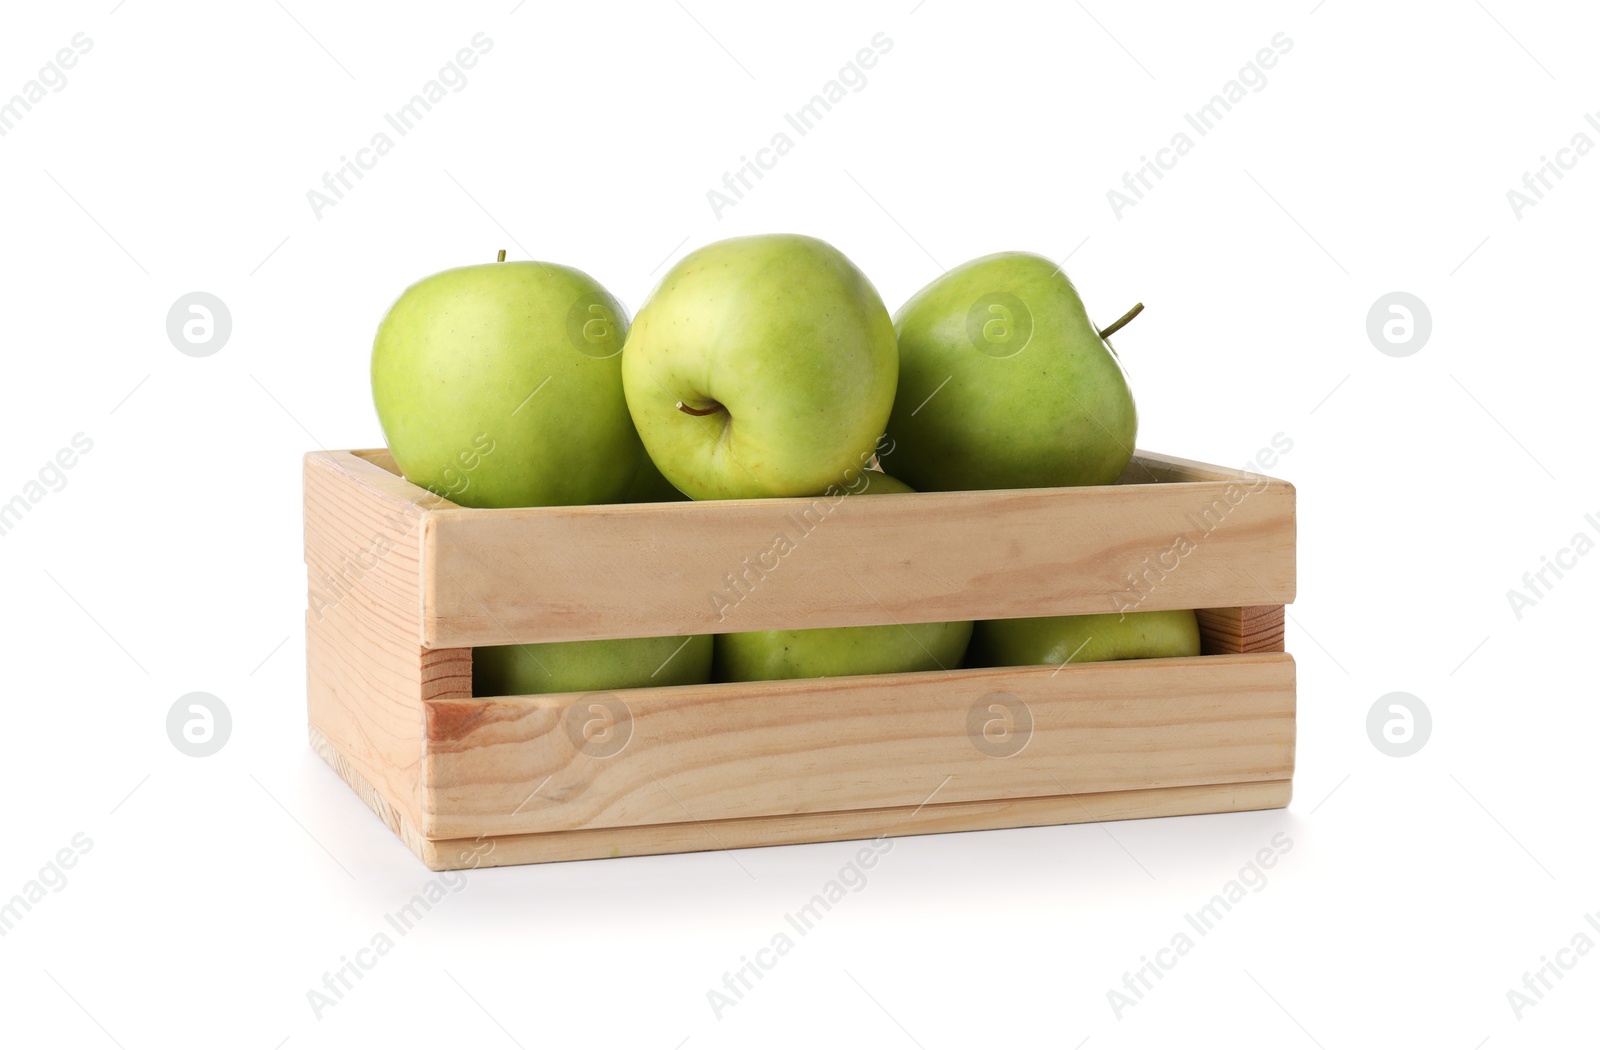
[713,469,973,682]
[372,257,644,508]
[621,449,688,503]
[848,468,913,495]
[474,634,713,696]
[621,234,898,500]
[966,609,1201,667]
[881,251,1139,491]
[715,619,972,683]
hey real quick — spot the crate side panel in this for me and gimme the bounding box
[305,452,444,833]
[420,653,1295,839]
[310,723,433,866]
[423,473,1296,647]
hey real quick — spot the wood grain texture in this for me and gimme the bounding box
[314,718,1289,871]
[416,780,1293,870]
[420,451,1296,647]
[1198,606,1287,655]
[419,653,1295,839]
[304,451,466,834]
[310,723,432,862]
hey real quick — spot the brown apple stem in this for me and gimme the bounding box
[496,249,507,262]
[677,400,723,417]
[1097,302,1144,341]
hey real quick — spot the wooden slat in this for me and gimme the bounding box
[1197,606,1286,655]
[1116,450,1282,485]
[421,455,1296,647]
[315,722,1289,870]
[418,653,1296,839]
[420,781,1293,869]
[304,452,466,834]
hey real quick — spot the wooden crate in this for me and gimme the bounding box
[305,448,1296,870]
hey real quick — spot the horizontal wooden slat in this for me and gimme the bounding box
[419,453,1295,647]
[317,716,1289,869]
[416,780,1294,870]
[418,653,1296,839]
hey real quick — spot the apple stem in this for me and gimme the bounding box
[1097,302,1144,341]
[496,249,507,262]
[677,400,723,417]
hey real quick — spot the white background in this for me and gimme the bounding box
[2,0,1596,1046]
